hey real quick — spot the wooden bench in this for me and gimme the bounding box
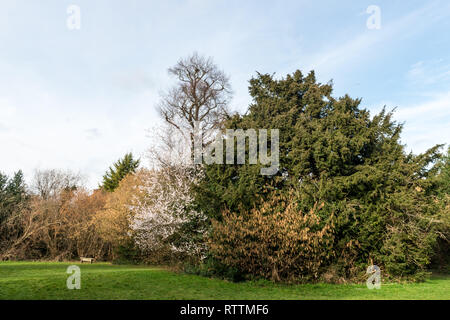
[80,257,94,264]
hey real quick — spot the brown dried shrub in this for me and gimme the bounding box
[209,192,335,282]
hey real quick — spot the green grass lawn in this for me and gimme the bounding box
[0,262,449,300]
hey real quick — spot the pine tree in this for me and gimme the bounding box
[0,170,27,221]
[101,153,140,192]
[0,170,28,244]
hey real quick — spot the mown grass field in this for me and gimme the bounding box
[0,262,449,300]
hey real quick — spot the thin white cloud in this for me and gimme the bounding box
[394,92,450,153]
[0,122,8,132]
[112,70,154,93]
[396,92,450,119]
[407,59,450,86]
[85,128,101,140]
[305,2,450,75]
[0,68,159,189]
[1,0,449,187]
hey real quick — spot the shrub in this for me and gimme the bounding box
[209,192,334,282]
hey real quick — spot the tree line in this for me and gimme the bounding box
[1,53,448,282]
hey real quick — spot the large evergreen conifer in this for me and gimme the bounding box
[197,70,447,279]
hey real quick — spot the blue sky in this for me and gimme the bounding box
[0,0,449,188]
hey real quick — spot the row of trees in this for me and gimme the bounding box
[154,54,449,281]
[0,169,107,260]
[0,152,204,264]
[1,53,448,282]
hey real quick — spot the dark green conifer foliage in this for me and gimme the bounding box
[0,171,27,222]
[0,170,28,244]
[197,70,447,280]
[430,146,450,269]
[101,153,140,192]
[436,146,450,196]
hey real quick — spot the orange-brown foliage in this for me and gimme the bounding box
[94,169,150,250]
[209,192,334,282]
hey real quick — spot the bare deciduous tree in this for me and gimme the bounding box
[158,52,232,160]
[147,124,192,168]
[31,169,82,200]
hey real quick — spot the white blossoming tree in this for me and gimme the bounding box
[130,165,206,257]
[131,123,207,260]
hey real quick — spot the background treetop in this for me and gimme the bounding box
[101,153,140,192]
